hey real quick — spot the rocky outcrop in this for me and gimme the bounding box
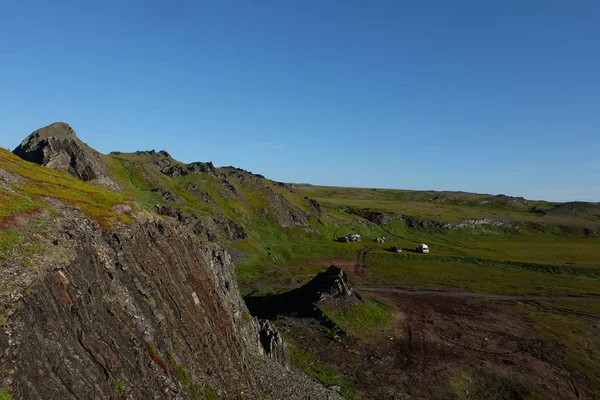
[263,189,314,231]
[12,122,121,191]
[0,211,341,400]
[133,150,217,178]
[151,186,185,204]
[300,266,358,304]
[548,201,600,217]
[258,319,290,368]
[478,194,528,207]
[442,218,514,229]
[186,184,217,205]
[307,197,323,216]
[155,204,247,241]
[354,208,517,231]
[245,266,359,338]
[187,161,216,174]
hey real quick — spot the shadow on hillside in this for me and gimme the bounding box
[244,291,345,335]
[244,266,360,336]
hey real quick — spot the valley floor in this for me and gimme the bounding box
[243,250,600,400]
[250,283,600,399]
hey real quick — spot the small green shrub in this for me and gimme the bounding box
[108,379,125,391]
[0,389,13,400]
[166,351,191,385]
[205,386,219,400]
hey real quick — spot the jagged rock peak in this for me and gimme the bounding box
[23,121,77,140]
[308,265,356,303]
[13,122,122,191]
[131,149,172,158]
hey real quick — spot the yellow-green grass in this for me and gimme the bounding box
[0,231,21,262]
[365,251,600,296]
[370,225,600,269]
[234,210,385,285]
[285,337,355,399]
[0,389,13,400]
[103,155,172,211]
[237,216,600,294]
[356,212,600,269]
[104,152,366,284]
[296,184,600,228]
[321,297,392,342]
[0,191,39,220]
[0,149,131,230]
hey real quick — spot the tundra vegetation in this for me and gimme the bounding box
[1,124,599,399]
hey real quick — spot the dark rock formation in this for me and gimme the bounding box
[151,186,185,204]
[134,149,217,178]
[187,161,216,174]
[584,228,597,237]
[245,266,359,337]
[258,319,290,368]
[0,212,341,400]
[186,184,217,205]
[12,122,121,191]
[220,178,241,199]
[264,189,313,231]
[354,208,517,231]
[302,266,358,303]
[307,197,323,216]
[155,205,247,241]
[222,166,266,181]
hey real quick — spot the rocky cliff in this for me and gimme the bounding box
[0,214,340,400]
[0,147,340,399]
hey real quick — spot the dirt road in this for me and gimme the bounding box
[354,247,371,281]
[244,282,600,302]
[357,286,600,302]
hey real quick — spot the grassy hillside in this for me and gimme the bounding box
[3,138,600,399]
[0,148,131,230]
[100,151,370,282]
[3,144,599,298]
[296,184,600,228]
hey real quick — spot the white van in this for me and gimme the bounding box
[417,244,429,254]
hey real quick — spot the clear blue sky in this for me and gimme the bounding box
[1,1,599,201]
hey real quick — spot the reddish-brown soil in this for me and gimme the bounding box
[276,292,584,400]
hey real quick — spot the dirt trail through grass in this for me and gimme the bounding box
[244,281,600,302]
[358,286,600,302]
[354,247,371,282]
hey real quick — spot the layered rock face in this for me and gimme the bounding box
[3,122,342,399]
[12,122,121,191]
[1,213,340,400]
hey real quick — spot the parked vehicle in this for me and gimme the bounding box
[391,246,402,253]
[338,234,362,243]
[416,244,429,254]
